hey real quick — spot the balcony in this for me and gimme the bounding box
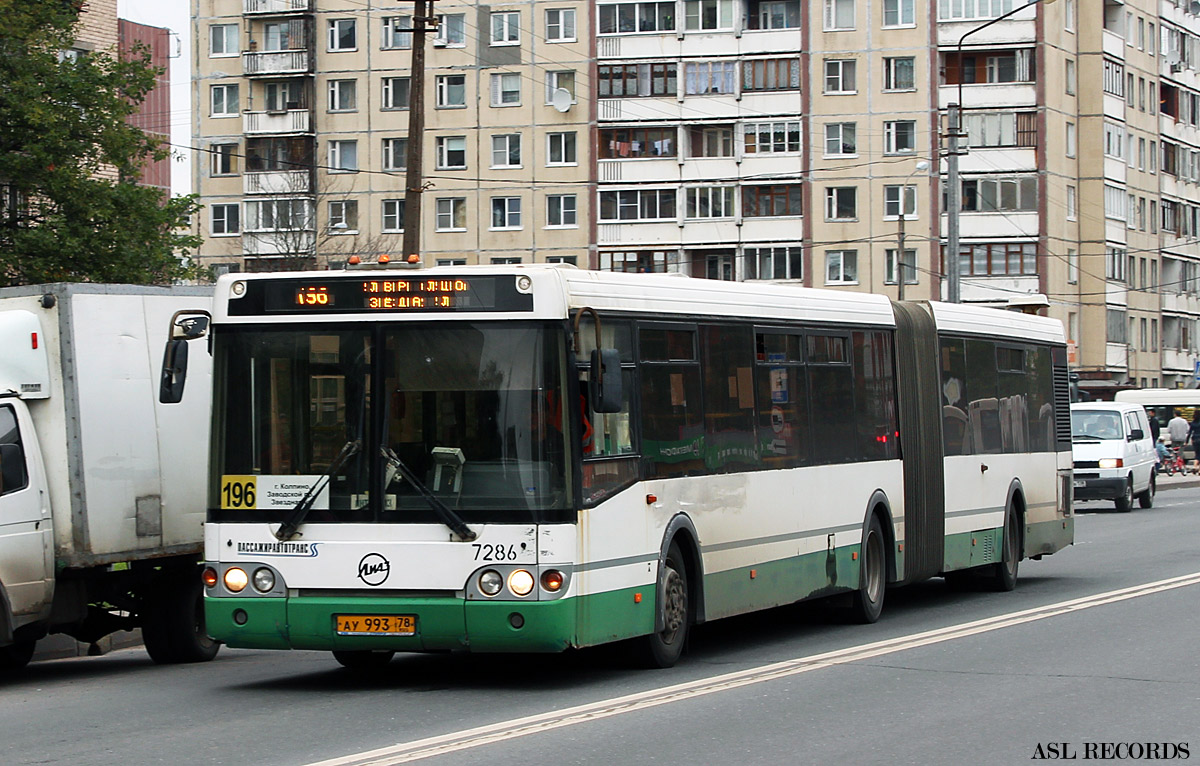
[242,230,315,256]
[244,0,311,14]
[243,170,311,195]
[243,50,309,77]
[243,109,310,135]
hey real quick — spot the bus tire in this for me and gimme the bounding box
[637,542,689,668]
[990,504,1022,592]
[0,639,35,672]
[333,650,395,669]
[849,515,886,624]
[1138,474,1155,508]
[143,569,221,665]
[1114,478,1134,513]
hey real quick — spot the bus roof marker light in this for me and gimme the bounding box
[378,253,391,264]
[516,275,532,292]
[230,281,246,297]
[407,254,420,264]
[347,255,361,266]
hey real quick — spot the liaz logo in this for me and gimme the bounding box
[357,553,390,586]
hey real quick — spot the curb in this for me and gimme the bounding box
[31,629,143,663]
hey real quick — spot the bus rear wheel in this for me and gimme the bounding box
[333,650,395,669]
[849,515,886,624]
[637,542,689,668]
[0,639,35,672]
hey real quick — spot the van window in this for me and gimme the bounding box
[1072,410,1123,440]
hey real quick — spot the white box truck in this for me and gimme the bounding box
[0,283,216,671]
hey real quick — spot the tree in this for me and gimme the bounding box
[0,0,202,287]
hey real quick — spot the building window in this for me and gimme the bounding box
[327,19,357,51]
[824,59,856,93]
[436,14,467,45]
[947,242,1037,277]
[1067,248,1078,283]
[545,255,578,265]
[436,198,467,231]
[743,185,802,217]
[491,133,522,168]
[883,184,916,218]
[245,199,311,232]
[883,120,916,154]
[685,186,736,219]
[946,50,1034,84]
[436,74,466,108]
[1065,122,1076,157]
[883,0,914,27]
[548,132,577,165]
[824,0,855,30]
[436,136,467,170]
[1065,59,1076,95]
[491,73,521,106]
[491,197,522,229]
[546,8,577,41]
[437,258,467,266]
[328,140,358,172]
[688,125,734,157]
[825,122,856,156]
[685,62,737,95]
[825,250,857,284]
[328,200,358,233]
[546,70,576,103]
[211,203,240,235]
[742,58,801,91]
[547,194,578,227]
[749,0,800,29]
[746,245,802,279]
[598,63,678,97]
[825,187,857,220]
[211,143,238,176]
[1106,247,1127,281]
[1065,0,1075,31]
[382,138,408,171]
[963,112,1037,148]
[1104,184,1125,220]
[744,121,801,154]
[491,11,520,45]
[210,84,238,116]
[382,77,411,110]
[938,0,1016,21]
[598,2,677,33]
[960,177,1037,212]
[328,79,357,112]
[382,199,405,232]
[600,127,678,159]
[382,16,412,49]
[885,249,917,284]
[210,24,238,57]
[1102,59,1124,96]
[883,57,915,90]
[685,0,734,30]
[1066,185,1077,220]
[599,189,677,221]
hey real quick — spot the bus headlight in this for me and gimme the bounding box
[252,567,276,593]
[224,567,248,593]
[479,570,503,596]
[508,569,535,597]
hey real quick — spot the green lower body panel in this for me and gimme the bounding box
[701,545,862,622]
[1025,516,1074,557]
[943,528,1002,572]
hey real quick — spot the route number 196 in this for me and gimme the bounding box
[221,476,257,510]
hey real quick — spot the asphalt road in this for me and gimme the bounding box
[3,489,1198,766]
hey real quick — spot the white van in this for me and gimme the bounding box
[1070,402,1157,512]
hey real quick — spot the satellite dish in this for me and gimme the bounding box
[551,88,573,113]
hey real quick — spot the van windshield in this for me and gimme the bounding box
[1071,410,1124,441]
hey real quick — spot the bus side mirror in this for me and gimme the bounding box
[590,348,623,413]
[159,339,189,404]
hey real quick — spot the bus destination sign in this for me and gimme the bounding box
[233,275,534,315]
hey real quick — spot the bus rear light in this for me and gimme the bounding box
[202,567,218,588]
[508,569,535,597]
[541,570,564,592]
[479,570,503,596]
[223,567,248,593]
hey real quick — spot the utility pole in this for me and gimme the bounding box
[897,160,929,302]
[946,103,963,304]
[401,0,438,263]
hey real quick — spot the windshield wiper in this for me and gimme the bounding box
[380,446,477,541]
[274,439,362,541]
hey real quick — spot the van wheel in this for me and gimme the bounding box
[1138,474,1155,509]
[1114,478,1134,513]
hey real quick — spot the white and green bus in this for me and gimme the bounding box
[167,266,1073,668]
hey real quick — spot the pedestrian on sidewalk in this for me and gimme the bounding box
[1147,408,1161,443]
[1168,409,1189,447]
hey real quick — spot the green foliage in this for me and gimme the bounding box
[0,0,203,287]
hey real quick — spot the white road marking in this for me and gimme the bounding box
[308,572,1200,766]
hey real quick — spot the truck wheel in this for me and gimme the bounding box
[0,639,35,671]
[1138,474,1155,509]
[143,570,221,665]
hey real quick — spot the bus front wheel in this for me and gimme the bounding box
[333,650,395,669]
[850,515,886,624]
[990,505,1021,592]
[637,542,689,668]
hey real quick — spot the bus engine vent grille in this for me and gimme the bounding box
[981,533,995,563]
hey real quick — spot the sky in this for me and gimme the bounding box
[118,1,193,196]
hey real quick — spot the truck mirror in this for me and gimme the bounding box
[0,442,27,493]
[589,348,623,413]
[159,339,189,404]
[172,315,209,341]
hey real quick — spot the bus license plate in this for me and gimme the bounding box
[335,615,416,636]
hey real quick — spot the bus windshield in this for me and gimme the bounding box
[212,322,571,524]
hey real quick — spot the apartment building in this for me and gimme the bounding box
[191,0,1200,390]
[193,0,590,273]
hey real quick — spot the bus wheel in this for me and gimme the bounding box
[850,515,885,624]
[1114,479,1134,513]
[990,505,1021,592]
[0,639,36,672]
[1138,474,1155,509]
[143,569,221,665]
[333,650,395,669]
[638,542,689,668]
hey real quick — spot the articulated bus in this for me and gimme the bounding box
[168,266,1073,668]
